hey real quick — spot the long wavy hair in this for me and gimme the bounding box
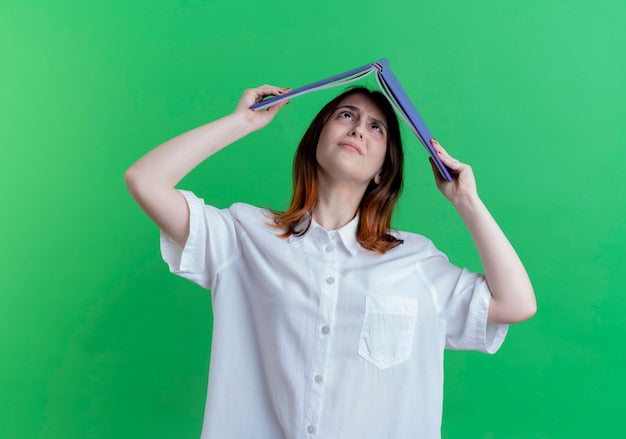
[272,87,404,254]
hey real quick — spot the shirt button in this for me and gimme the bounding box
[325,245,334,253]
[325,276,335,285]
[321,326,330,334]
[307,425,316,434]
[314,374,323,384]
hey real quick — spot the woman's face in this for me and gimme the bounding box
[315,93,388,188]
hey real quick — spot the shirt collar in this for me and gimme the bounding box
[287,213,360,256]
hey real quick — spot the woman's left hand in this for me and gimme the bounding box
[429,138,479,207]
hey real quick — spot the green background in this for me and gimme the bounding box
[2,0,624,437]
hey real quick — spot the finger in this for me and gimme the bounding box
[242,85,283,101]
[430,138,465,170]
[253,84,291,99]
[244,86,292,112]
[430,138,451,158]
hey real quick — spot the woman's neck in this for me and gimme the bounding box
[313,176,368,231]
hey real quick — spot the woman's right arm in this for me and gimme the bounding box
[124,85,290,247]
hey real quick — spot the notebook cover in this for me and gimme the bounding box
[249,59,453,181]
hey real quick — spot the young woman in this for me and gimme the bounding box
[125,84,536,438]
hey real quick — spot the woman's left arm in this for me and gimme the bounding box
[429,139,536,324]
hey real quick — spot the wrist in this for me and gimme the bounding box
[224,111,259,138]
[453,192,484,218]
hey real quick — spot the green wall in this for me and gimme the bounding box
[2,0,624,437]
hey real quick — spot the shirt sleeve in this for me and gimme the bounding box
[159,190,241,293]
[418,240,508,354]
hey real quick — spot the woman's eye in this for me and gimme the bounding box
[371,124,382,133]
[339,111,352,120]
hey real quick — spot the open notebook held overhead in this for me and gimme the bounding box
[250,58,453,182]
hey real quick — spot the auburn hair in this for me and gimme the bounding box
[272,87,404,254]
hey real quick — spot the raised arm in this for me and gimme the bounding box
[124,85,290,247]
[429,139,536,324]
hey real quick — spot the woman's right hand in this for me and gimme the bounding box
[235,84,291,132]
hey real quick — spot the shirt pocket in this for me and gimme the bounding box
[358,295,418,370]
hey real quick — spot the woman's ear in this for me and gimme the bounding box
[374,174,382,185]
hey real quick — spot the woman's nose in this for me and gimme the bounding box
[349,122,364,137]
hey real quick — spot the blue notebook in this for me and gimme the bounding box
[250,58,452,181]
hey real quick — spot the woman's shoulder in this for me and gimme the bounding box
[178,192,268,218]
[390,228,431,245]
[178,192,273,228]
[388,228,443,259]
[228,202,279,232]
[229,202,272,219]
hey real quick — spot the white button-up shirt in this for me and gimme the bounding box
[160,190,508,439]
